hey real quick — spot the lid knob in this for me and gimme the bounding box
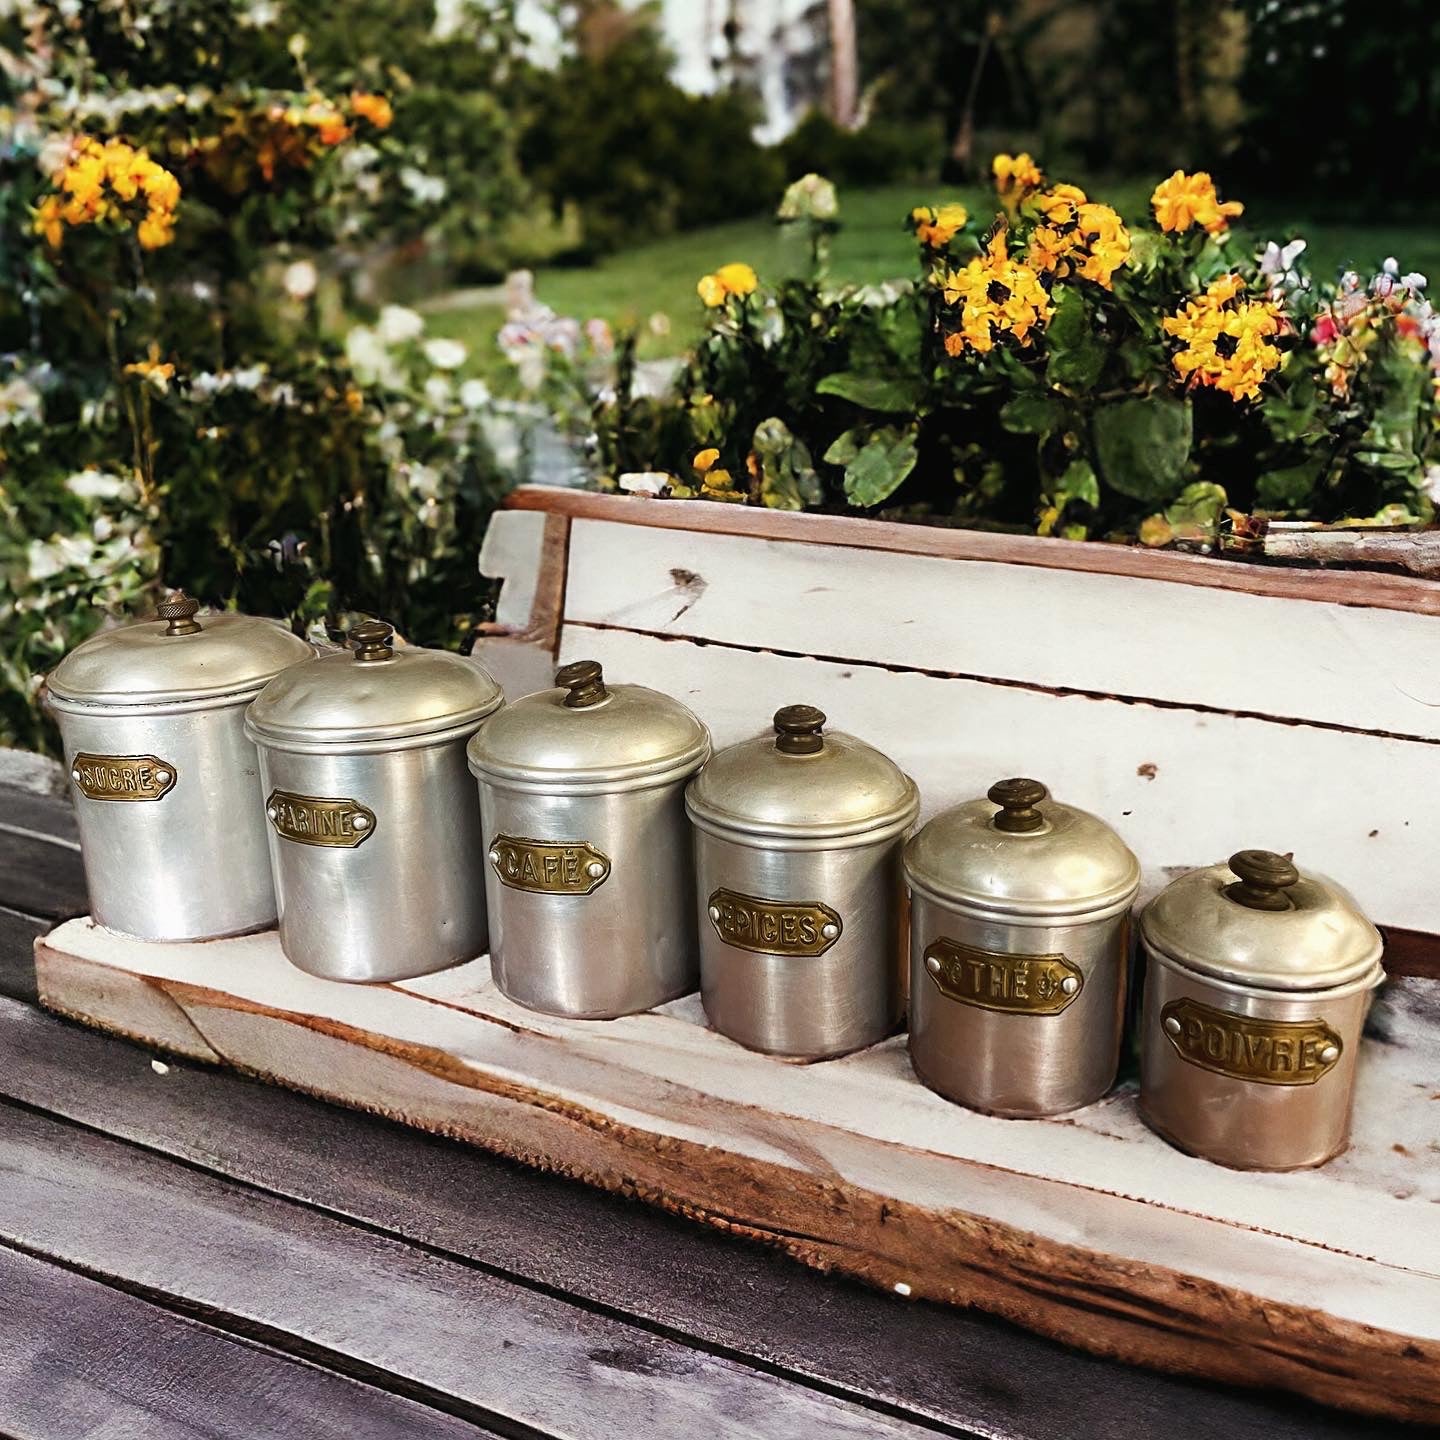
[156,590,202,637]
[988,777,1048,833]
[557,659,610,709]
[351,619,396,663]
[1225,849,1299,911]
[774,704,826,755]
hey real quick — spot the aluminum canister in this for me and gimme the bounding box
[245,619,504,982]
[46,592,313,941]
[904,778,1140,1116]
[1138,849,1384,1171]
[466,658,710,1019]
[685,705,918,1058]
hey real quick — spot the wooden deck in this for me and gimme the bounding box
[0,782,1424,1438]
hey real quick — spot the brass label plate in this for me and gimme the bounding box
[1161,997,1342,1086]
[924,938,1083,1015]
[490,836,611,895]
[71,752,176,802]
[267,790,376,849]
[707,888,842,957]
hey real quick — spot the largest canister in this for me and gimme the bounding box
[246,619,504,982]
[46,591,313,940]
[466,659,710,1018]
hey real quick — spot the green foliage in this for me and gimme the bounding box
[777,111,940,189]
[1092,395,1194,501]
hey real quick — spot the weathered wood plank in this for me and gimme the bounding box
[0,1243,492,1440]
[0,906,45,1003]
[558,626,1440,935]
[0,784,78,846]
[0,1099,942,1440]
[0,810,86,924]
[501,486,1440,617]
[562,517,1440,742]
[0,993,1384,1440]
[34,921,1440,1424]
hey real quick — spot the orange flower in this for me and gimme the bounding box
[351,92,394,130]
[34,195,64,249]
[1151,170,1244,235]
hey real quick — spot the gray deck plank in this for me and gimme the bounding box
[0,996,1383,1440]
[0,907,44,1003]
[0,1243,493,1440]
[0,1099,946,1440]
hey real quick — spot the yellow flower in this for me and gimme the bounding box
[351,92,394,129]
[42,135,181,249]
[137,212,175,250]
[697,262,758,307]
[34,195,64,249]
[1075,202,1130,288]
[124,346,176,391]
[993,152,1044,201]
[692,447,720,473]
[1162,274,1282,401]
[1022,189,1130,290]
[940,225,1053,355]
[911,202,968,249]
[1151,170,1244,235]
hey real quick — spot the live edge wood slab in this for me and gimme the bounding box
[36,919,1440,1425]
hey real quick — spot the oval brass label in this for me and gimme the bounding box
[489,836,610,895]
[707,888,842,957]
[267,790,376,849]
[1161,997,1342,1086]
[71,752,177,802]
[924,938,1083,1015]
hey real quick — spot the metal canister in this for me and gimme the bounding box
[466,658,710,1018]
[45,592,313,940]
[246,620,504,982]
[904,778,1140,1116]
[1138,849,1384,1171]
[685,705,918,1058]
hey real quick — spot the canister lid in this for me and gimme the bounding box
[466,659,710,792]
[246,619,504,750]
[47,591,313,708]
[1140,849,1383,991]
[904,778,1140,921]
[685,705,917,843]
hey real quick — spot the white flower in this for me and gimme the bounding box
[1424,464,1440,505]
[65,470,128,500]
[35,133,70,179]
[27,534,93,583]
[777,173,839,223]
[432,0,466,40]
[1403,272,1429,293]
[283,259,318,299]
[239,0,280,24]
[0,377,43,429]
[345,325,395,386]
[423,337,467,370]
[400,167,447,205]
[378,305,425,345]
[341,144,379,175]
[459,378,491,410]
[404,463,442,499]
[1383,257,1400,276]
[232,365,265,391]
[424,375,452,408]
[618,471,673,496]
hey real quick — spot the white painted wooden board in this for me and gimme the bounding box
[530,513,1440,932]
[34,918,1440,1423]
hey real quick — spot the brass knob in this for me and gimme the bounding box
[156,591,202,637]
[557,659,609,708]
[988,777,1047,833]
[351,619,395,663]
[1224,849,1299,911]
[774,704,825,755]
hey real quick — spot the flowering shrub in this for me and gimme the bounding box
[0,0,529,753]
[595,159,1440,547]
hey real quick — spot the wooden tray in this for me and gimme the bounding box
[36,918,1440,1424]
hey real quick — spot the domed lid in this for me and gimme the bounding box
[686,705,917,843]
[1140,849,1383,991]
[48,591,313,708]
[466,659,710,792]
[904,778,1140,920]
[246,620,503,750]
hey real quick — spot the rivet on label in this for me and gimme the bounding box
[351,814,370,830]
[154,770,171,784]
[1164,1015,1182,1036]
[586,861,606,879]
[70,769,81,782]
[820,922,839,941]
[1319,1044,1340,1064]
[266,806,278,820]
[488,849,500,864]
[1060,975,1080,995]
[925,954,942,976]
[708,905,721,922]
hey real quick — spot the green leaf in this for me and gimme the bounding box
[1256,460,1324,510]
[752,416,823,511]
[823,427,864,466]
[841,425,919,508]
[1092,394,1193,501]
[1045,289,1106,390]
[1053,458,1099,509]
[999,392,1063,435]
[1163,481,1228,539]
[815,371,921,413]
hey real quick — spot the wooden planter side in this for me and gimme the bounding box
[480,488,1440,952]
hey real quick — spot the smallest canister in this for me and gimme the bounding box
[686,705,919,1059]
[904,778,1140,1116]
[1138,850,1384,1171]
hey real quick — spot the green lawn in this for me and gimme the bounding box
[422,180,1440,375]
